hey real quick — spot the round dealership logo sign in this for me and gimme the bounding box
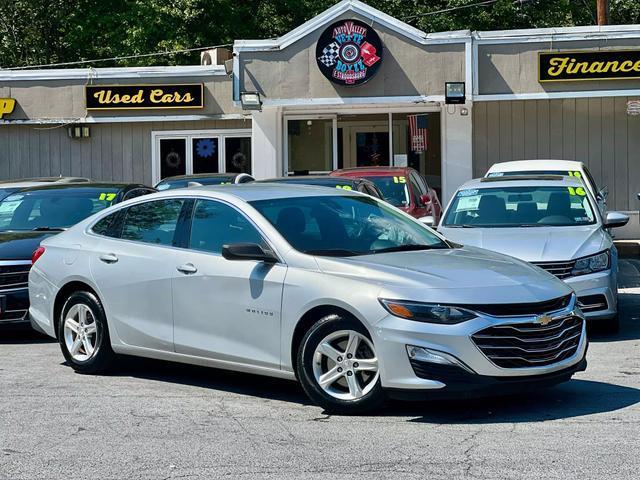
[316,19,383,86]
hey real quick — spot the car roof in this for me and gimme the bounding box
[458,175,585,190]
[153,182,362,202]
[332,166,412,176]
[158,173,240,182]
[487,160,584,173]
[260,175,360,184]
[0,177,90,188]
[10,182,144,194]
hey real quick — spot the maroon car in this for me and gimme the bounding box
[331,166,442,225]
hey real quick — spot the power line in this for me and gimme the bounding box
[403,0,536,21]
[5,43,233,70]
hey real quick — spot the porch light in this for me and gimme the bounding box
[445,82,465,105]
[240,91,262,111]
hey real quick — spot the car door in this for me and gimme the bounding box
[408,171,430,219]
[90,198,188,352]
[171,198,286,369]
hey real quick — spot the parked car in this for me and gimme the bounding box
[155,173,254,190]
[438,175,628,332]
[0,182,155,328]
[30,184,586,413]
[485,160,607,212]
[0,177,90,201]
[258,175,385,199]
[331,166,442,226]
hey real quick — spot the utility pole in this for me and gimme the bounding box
[597,0,609,25]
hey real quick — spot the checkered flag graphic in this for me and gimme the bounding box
[318,42,340,67]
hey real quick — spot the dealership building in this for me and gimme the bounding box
[1,0,639,235]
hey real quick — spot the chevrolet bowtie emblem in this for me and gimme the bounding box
[536,314,553,326]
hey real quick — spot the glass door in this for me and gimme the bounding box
[285,115,337,175]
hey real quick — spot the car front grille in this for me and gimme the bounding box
[472,315,583,368]
[533,260,576,279]
[460,294,572,317]
[0,264,31,290]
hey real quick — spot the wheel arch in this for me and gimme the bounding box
[53,280,102,339]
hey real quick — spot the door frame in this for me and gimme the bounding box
[151,128,252,184]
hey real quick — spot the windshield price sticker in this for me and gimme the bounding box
[567,186,586,196]
[568,171,582,178]
[98,193,117,202]
[458,189,479,197]
[335,185,353,190]
[392,176,406,184]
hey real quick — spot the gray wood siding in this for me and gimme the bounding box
[473,98,640,211]
[0,119,249,186]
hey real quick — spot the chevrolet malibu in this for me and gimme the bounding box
[438,175,628,332]
[30,184,587,413]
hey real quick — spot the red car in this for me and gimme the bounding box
[331,166,442,225]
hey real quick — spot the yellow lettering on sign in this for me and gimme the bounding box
[547,57,570,76]
[98,193,117,201]
[335,185,353,190]
[393,176,406,184]
[0,98,16,118]
[93,89,144,105]
[568,171,582,179]
[150,89,194,104]
[567,186,586,196]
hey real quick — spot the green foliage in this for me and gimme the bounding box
[0,0,637,69]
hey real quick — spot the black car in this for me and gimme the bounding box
[259,175,385,199]
[155,173,255,190]
[0,182,155,328]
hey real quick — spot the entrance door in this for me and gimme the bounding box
[351,127,389,167]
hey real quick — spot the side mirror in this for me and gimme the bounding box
[221,243,278,263]
[420,194,431,205]
[419,215,435,227]
[603,211,629,229]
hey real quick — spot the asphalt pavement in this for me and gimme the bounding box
[1,262,639,480]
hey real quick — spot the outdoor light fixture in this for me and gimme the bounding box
[67,125,90,139]
[445,82,465,104]
[240,91,262,111]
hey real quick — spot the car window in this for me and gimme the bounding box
[91,212,121,238]
[122,188,154,201]
[121,199,185,246]
[409,173,424,205]
[443,185,596,227]
[188,199,264,254]
[581,167,599,194]
[250,195,448,256]
[367,176,410,207]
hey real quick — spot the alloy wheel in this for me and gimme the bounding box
[312,330,379,401]
[63,304,98,362]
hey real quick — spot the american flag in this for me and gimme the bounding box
[408,114,428,153]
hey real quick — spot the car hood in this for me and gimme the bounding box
[314,246,572,305]
[437,225,607,262]
[0,231,56,261]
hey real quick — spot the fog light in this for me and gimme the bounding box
[407,345,454,365]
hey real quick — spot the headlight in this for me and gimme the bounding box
[379,299,477,324]
[571,250,610,276]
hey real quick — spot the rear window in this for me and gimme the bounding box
[0,187,120,231]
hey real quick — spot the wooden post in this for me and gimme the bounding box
[597,0,609,25]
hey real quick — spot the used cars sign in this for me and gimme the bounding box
[85,84,204,110]
[539,50,640,82]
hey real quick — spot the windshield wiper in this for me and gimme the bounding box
[305,248,362,257]
[32,226,66,232]
[445,224,476,228]
[370,244,445,254]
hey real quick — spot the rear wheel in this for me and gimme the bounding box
[58,291,115,374]
[296,314,386,414]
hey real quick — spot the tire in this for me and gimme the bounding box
[58,291,115,374]
[296,314,386,414]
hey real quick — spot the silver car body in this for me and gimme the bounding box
[438,177,618,320]
[29,185,585,394]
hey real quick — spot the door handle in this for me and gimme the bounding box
[176,263,197,275]
[99,253,119,264]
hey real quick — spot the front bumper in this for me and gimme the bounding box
[372,300,588,393]
[565,270,617,320]
[0,287,30,327]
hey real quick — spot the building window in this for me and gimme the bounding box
[152,130,252,184]
[286,118,334,175]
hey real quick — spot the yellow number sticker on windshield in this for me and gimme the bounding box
[567,186,586,196]
[98,193,117,201]
[393,176,406,184]
[568,171,582,179]
[335,185,352,190]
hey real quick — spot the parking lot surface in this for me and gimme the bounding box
[1,262,639,480]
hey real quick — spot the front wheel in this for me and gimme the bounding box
[296,314,386,414]
[58,291,115,374]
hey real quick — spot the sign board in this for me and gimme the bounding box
[316,19,383,87]
[0,98,16,118]
[539,50,640,82]
[85,84,204,110]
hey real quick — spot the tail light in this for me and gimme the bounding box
[32,246,46,264]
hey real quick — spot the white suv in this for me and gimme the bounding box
[30,184,586,413]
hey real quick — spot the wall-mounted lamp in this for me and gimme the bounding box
[68,125,90,139]
[445,82,465,105]
[240,91,262,111]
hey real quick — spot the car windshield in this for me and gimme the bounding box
[443,185,597,228]
[366,176,410,207]
[156,177,234,190]
[0,187,120,231]
[273,178,355,190]
[250,195,448,256]
[0,188,20,201]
